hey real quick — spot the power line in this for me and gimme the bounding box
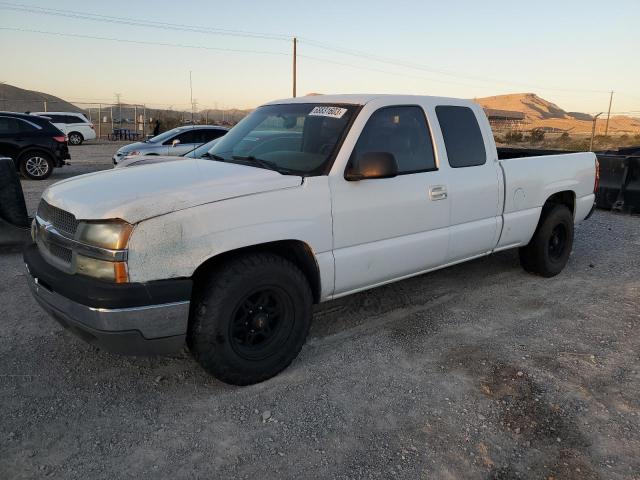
[0,27,290,56]
[0,2,289,41]
[1,1,619,95]
[298,38,611,95]
[3,26,631,106]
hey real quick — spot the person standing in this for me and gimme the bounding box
[153,120,161,136]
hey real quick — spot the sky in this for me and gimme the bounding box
[1,0,639,115]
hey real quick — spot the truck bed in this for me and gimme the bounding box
[495,151,597,250]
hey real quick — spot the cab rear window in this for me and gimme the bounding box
[435,106,486,168]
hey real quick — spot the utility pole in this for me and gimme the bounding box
[604,90,614,137]
[43,99,47,112]
[98,104,101,139]
[189,71,194,124]
[292,37,297,98]
[590,112,603,151]
[115,93,122,126]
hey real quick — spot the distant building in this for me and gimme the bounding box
[483,108,526,131]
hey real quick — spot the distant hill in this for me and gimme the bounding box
[0,83,83,113]
[476,93,640,134]
[3,84,637,135]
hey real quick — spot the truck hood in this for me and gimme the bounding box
[114,154,184,169]
[43,159,303,223]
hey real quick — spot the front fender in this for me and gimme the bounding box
[126,177,334,292]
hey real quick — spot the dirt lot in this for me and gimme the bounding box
[1,143,639,479]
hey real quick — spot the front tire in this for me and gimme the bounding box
[19,152,54,180]
[68,132,84,145]
[188,254,313,385]
[519,204,574,277]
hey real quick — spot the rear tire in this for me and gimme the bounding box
[68,132,84,145]
[0,158,29,227]
[18,151,54,180]
[188,253,313,385]
[519,205,573,277]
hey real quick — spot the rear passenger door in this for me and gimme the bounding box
[435,105,501,262]
[331,105,450,295]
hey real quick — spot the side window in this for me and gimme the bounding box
[351,106,436,174]
[45,115,63,123]
[203,129,226,142]
[0,117,37,133]
[0,117,14,133]
[167,130,198,145]
[435,106,486,168]
[64,115,82,124]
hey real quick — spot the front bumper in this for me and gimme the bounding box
[24,244,191,355]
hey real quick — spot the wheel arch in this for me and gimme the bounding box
[528,190,576,239]
[192,239,322,304]
[18,147,54,161]
[542,190,576,218]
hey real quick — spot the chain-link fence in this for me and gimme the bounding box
[5,97,249,141]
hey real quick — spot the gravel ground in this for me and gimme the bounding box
[1,143,639,479]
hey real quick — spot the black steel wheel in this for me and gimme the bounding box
[229,287,294,361]
[519,204,574,277]
[188,253,313,385]
[547,224,567,261]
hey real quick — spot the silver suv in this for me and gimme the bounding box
[112,125,228,165]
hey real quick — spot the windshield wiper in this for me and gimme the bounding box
[201,152,227,162]
[231,155,297,175]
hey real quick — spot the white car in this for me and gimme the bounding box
[26,94,597,385]
[31,112,96,145]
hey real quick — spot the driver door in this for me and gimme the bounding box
[330,105,450,296]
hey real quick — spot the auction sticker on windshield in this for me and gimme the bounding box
[309,106,348,119]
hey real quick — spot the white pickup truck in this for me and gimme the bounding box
[25,94,598,385]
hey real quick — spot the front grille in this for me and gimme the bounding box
[48,243,73,264]
[37,200,79,236]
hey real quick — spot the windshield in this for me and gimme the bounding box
[208,103,357,175]
[146,127,183,144]
[185,137,221,158]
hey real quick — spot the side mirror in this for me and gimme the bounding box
[345,152,398,181]
[172,139,181,147]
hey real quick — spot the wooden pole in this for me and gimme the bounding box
[293,37,297,98]
[604,91,614,137]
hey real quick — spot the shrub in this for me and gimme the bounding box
[528,128,545,143]
[505,131,524,143]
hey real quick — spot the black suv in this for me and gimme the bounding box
[0,112,70,180]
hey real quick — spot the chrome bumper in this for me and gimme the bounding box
[26,270,189,355]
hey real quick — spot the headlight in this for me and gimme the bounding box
[127,150,141,156]
[77,220,133,250]
[76,254,128,282]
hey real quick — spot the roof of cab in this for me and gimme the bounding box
[264,94,474,107]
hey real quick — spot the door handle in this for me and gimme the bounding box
[429,185,448,201]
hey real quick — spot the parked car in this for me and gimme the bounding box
[25,95,597,385]
[112,125,228,165]
[114,136,226,169]
[31,111,96,145]
[0,112,70,180]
